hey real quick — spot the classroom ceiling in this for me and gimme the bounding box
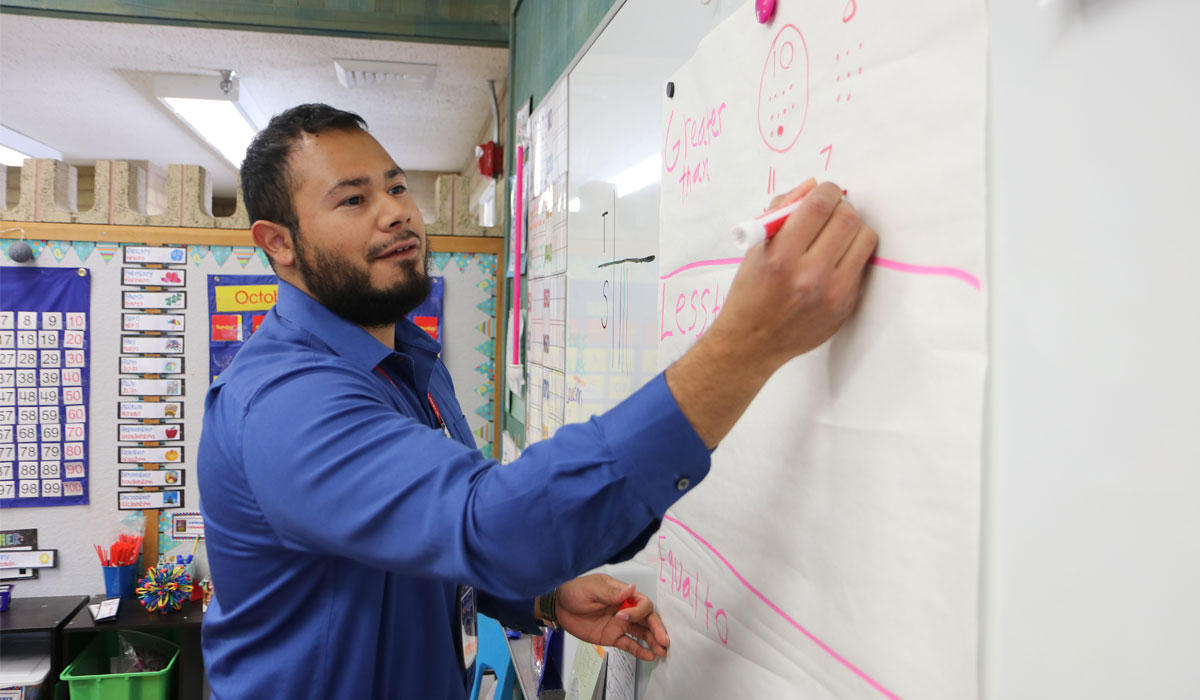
[0,13,508,197]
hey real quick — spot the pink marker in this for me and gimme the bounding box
[731,188,845,250]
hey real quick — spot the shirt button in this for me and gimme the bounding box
[675,477,691,491]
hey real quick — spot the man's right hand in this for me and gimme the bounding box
[664,180,878,449]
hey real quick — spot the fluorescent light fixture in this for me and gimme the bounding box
[334,58,437,90]
[0,145,29,167]
[568,197,581,213]
[154,73,263,169]
[0,125,63,166]
[608,153,661,198]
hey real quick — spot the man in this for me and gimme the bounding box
[198,103,876,698]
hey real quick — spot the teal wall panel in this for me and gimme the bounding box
[1,0,509,46]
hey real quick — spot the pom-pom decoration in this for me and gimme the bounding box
[136,563,193,614]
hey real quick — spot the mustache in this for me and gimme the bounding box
[367,232,422,261]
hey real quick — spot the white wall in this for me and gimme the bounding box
[984,0,1200,696]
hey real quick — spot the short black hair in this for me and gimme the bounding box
[241,103,368,244]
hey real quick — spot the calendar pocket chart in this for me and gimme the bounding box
[0,268,91,507]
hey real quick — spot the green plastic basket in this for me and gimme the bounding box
[60,630,178,700]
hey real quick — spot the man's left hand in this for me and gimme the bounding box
[551,573,669,661]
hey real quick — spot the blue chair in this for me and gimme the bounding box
[468,613,518,700]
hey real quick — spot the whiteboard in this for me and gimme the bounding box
[563,0,1200,697]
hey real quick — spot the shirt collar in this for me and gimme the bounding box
[274,280,441,370]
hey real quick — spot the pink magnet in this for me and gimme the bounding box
[755,0,776,23]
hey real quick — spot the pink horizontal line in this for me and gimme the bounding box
[663,514,902,699]
[659,257,746,280]
[658,255,980,290]
[871,256,980,290]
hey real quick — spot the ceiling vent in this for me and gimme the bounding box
[333,58,437,90]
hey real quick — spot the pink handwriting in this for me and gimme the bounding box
[664,515,901,699]
[659,277,725,341]
[658,535,729,645]
[664,102,728,203]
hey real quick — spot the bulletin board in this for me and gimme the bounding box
[1,224,504,596]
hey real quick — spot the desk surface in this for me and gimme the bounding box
[63,594,203,633]
[0,595,88,634]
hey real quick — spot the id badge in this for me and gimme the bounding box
[459,585,478,671]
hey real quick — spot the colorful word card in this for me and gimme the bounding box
[122,314,185,332]
[0,268,90,508]
[122,336,184,354]
[119,447,184,464]
[124,246,187,265]
[0,549,57,569]
[123,291,186,310]
[170,511,205,540]
[118,402,184,420]
[122,267,186,287]
[119,468,185,487]
[120,357,184,375]
[119,379,184,397]
[119,489,184,510]
[118,424,183,442]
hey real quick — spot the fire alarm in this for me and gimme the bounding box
[475,141,503,178]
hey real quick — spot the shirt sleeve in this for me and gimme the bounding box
[236,363,710,599]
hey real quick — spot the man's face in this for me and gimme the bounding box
[286,128,431,327]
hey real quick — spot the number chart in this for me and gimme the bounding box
[0,267,91,507]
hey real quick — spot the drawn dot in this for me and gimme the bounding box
[847,94,852,101]
[836,95,841,102]
[837,75,841,82]
[782,108,787,114]
[776,125,783,135]
[836,54,840,61]
[791,104,795,109]
[847,72,852,78]
[859,42,863,49]
[859,67,863,74]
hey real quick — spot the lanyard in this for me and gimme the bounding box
[373,365,451,438]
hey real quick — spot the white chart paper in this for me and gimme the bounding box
[652,2,987,699]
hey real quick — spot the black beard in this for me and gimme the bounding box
[292,229,433,329]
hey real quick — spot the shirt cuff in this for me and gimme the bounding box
[596,372,711,517]
[476,591,541,634]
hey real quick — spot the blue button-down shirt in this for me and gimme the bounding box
[198,281,710,699]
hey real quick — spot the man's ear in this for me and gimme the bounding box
[251,220,296,268]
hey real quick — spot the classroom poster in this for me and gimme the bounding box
[0,267,91,507]
[652,2,987,699]
[207,274,278,382]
